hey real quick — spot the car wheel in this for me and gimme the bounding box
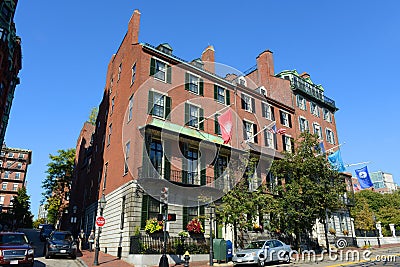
[258,259,265,267]
[71,254,76,260]
[282,253,290,263]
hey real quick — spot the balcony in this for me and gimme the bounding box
[291,76,336,109]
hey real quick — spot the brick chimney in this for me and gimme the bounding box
[201,45,215,73]
[256,50,274,84]
[128,9,141,44]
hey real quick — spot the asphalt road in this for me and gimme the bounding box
[20,228,84,267]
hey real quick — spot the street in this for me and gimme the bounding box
[20,228,84,267]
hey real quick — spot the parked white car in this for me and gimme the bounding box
[232,239,291,266]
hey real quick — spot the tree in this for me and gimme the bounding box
[10,187,33,229]
[88,107,98,125]
[270,132,346,250]
[42,148,75,227]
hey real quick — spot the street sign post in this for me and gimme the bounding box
[96,216,105,227]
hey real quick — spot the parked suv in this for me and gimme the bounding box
[39,224,55,241]
[0,232,34,267]
[44,231,77,259]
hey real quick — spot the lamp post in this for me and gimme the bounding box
[94,194,107,266]
[209,203,215,266]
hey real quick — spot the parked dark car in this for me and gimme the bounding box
[39,224,55,241]
[0,232,34,267]
[44,231,77,259]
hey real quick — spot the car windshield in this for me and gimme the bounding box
[52,233,73,242]
[0,234,28,245]
[245,241,265,249]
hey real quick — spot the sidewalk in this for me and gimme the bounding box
[76,244,400,267]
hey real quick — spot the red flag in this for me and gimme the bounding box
[218,110,233,144]
[276,128,286,135]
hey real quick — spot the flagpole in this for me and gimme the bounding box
[325,142,345,154]
[344,161,371,168]
[244,121,275,143]
[197,104,232,125]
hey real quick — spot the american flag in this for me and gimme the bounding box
[268,125,277,134]
[276,128,286,135]
[268,125,286,135]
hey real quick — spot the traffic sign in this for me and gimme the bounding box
[96,216,105,227]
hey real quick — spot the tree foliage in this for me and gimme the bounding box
[41,148,75,226]
[10,187,33,228]
[88,107,98,125]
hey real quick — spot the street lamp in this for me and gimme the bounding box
[208,203,215,266]
[94,194,107,266]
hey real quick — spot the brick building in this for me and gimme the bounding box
[69,9,346,260]
[0,0,22,145]
[0,144,31,213]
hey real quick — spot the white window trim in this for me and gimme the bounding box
[152,57,169,83]
[296,95,307,110]
[325,127,335,144]
[131,62,137,86]
[283,134,293,152]
[298,116,309,132]
[187,71,201,95]
[215,83,228,105]
[243,119,255,143]
[242,93,254,113]
[323,108,332,122]
[313,122,323,139]
[261,102,273,120]
[280,110,290,127]
[310,102,320,117]
[151,89,169,120]
[186,102,202,129]
[264,130,274,149]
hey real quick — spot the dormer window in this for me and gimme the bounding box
[156,43,173,55]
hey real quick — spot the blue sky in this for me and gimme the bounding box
[8,1,400,218]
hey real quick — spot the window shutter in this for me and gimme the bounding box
[142,131,152,178]
[241,93,245,109]
[199,108,204,130]
[282,135,286,151]
[214,85,218,100]
[291,138,295,153]
[200,159,206,185]
[184,103,189,126]
[271,107,275,121]
[261,103,266,118]
[164,141,171,181]
[165,96,171,120]
[140,195,149,229]
[199,78,204,96]
[147,91,154,115]
[273,134,277,149]
[288,114,292,128]
[253,124,258,143]
[226,90,230,105]
[242,121,247,140]
[214,114,220,134]
[150,58,156,76]
[279,111,284,124]
[185,72,189,91]
[166,65,172,84]
[264,129,268,146]
[251,98,256,113]
[183,207,188,230]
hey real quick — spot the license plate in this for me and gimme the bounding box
[60,249,67,253]
[237,259,242,262]
[10,260,18,264]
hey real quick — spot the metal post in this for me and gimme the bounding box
[159,203,169,267]
[209,205,214,266]
[94,207,103,266]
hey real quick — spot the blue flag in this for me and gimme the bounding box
[328,150,346,172]
[355,166,373,189]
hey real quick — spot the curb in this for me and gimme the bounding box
[76,257,88,267]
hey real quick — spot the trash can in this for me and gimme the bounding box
[213,239,227,263]
[226,240,233,261]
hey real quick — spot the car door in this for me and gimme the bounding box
[273,240,286,260]
[264,240,276,262]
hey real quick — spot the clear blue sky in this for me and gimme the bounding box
[7,1,400,218]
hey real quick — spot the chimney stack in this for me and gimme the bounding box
[256,50,274,84]
[201,45,215,73]
[128,9,141,44]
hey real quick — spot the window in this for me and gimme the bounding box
[1,182,7,190]
[6,161,11,168]
[150,58,171,83]
[264,129,275,149]
[310,102,320,117]
[323,108,332,122]
[141,195,160,229]
[148,91,171,120]
[296,95,307,110]
[0,160,2,167]
[15,172,20,180]
[131,63,136,85]
[299,117,309,132]
[8,152,13,158]
[184,103,204,130]
[128,95,133,121]
[326,128,336,144]
[1,5,11,22]
[4,171,9,179]
[150,140,163,174]
[313,123,323,139]
[183,206,205,230]
[111,97,115,115]
[241,93,255,113]
[18,153,24,159]
[186,148,199,185]
[261,103,274,120]
[118,63,122,81]
[12,184,18,191]
[103,163,108,190]
[124,142,130,175]
[214,155,228,179]
[279,110,292,128]
[282,135,294,152]
[185,72,203,95]
[243,121,258,144]
[0,196,4,204]
[214,85,230,105]
[107,124,112,146]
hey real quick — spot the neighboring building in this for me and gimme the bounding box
[0,0,22,145]
[370,171,397,194]
[37,204,48,221]
[69,9,344,260]
[0,144,31,213]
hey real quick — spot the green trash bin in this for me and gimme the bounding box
[213,239,227,263]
